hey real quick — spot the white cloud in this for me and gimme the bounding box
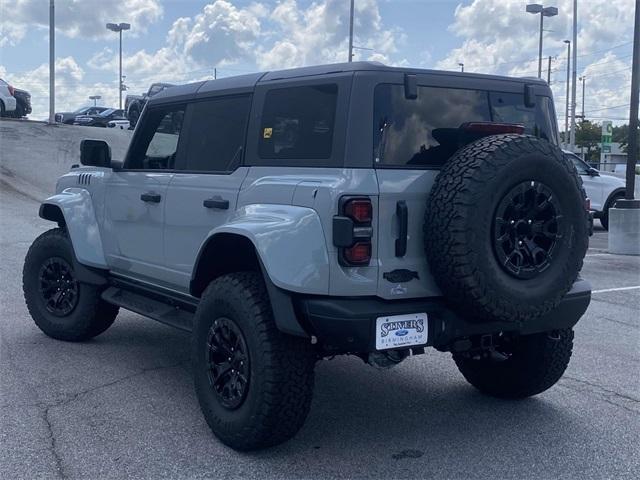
[0,0,163,46]
[434,0,635,125]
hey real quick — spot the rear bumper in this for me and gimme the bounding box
[296,279,591,353]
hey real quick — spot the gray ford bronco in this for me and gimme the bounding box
[23,62,591,451]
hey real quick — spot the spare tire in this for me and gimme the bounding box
[424,134,588,323]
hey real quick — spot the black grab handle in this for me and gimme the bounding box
[395,200,408,257]
[203,198,229,210]
[140,192,161,203]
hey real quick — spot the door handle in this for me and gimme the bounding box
[140,192,161,203]
[395,200,408,257]
[203,197,229,210]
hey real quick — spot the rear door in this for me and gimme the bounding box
[372,75,559,300]
[162,94,252,291]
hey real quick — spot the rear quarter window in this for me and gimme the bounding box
[258,84,338,161]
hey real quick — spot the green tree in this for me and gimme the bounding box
[612,124,639,153]
[575,121,601,162]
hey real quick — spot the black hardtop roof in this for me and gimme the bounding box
[149,61,548,104]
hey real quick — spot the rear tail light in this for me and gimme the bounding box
[344,199,372,224]
[461,122,525,135]
[585,197,591,211]
[333,197,373,266]
[344,242,372,265]
[8,85,15,96]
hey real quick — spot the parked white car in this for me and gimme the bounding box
[0,78,17,117]
[564,151,626,230]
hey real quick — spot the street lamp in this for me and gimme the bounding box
[526,4,558,78]
[89,95,101,107]
[563,40,571,145]
[458,62,464,72]
[106,22,130,110]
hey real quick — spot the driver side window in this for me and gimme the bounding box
[126,104,185,170]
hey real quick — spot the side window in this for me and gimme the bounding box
[374,84,491,168]
[567,154,590,175]
[178,96,251,172]
[126,104,185,170]
[258,84,337,160]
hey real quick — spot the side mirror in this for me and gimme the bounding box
[110,159,124,170]
[588,167,600,177]
[80,139,111,167]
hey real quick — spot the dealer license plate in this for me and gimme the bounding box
[375,313,428,350]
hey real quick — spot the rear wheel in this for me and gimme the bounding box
[453,328,574,398]
[23,228,118,341]
[193,272,316,451]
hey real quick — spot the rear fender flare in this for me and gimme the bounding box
[198,204,330,295]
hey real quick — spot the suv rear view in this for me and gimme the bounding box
[23,62,590,451]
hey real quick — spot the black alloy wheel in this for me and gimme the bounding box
[493,181,563,279]
[38,257,79,316]
[206,317,250,410]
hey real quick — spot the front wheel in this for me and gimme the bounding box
[22,228,118,341]
[193,272,316,451]
[453,328,574,398]
[600,192,625,230]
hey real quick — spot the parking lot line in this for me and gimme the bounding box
[592,285,640,294]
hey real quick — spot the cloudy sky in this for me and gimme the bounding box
[0,0,635,126]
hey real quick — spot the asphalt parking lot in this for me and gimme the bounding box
[1,181,639,478]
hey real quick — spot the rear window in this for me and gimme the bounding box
[258,84,337,160]
[374,84,557,168]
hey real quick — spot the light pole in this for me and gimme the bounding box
[348,0,354,62]
[458,62,464,72]
[570,0,578,150]
[564,40,571,146]
[579,75,586,160]
[526,4,558,78]
[49,0,55,124]
[89,95,101,107]
[106,22,130,109]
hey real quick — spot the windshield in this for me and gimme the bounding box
[99,109,116,117]
[373,84,559,168]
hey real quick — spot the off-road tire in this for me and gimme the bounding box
[23,228,118,341]
[193,272,316,451]
[600,191,625,231]
[424,134,589,323]
[453,328,574,398]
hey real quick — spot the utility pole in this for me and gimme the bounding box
[564,40,571,146]
[580,76,586,120]
[570,0,578,150]
[48,0,55,124]
[547,56,552,84]
[214,68,217,80]
[625,0,639,201]
[348,0,354,62]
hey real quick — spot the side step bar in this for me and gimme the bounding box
[102,286,194,332]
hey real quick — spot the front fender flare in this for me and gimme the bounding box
[203,204,330,295]
[39,188,108,269]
